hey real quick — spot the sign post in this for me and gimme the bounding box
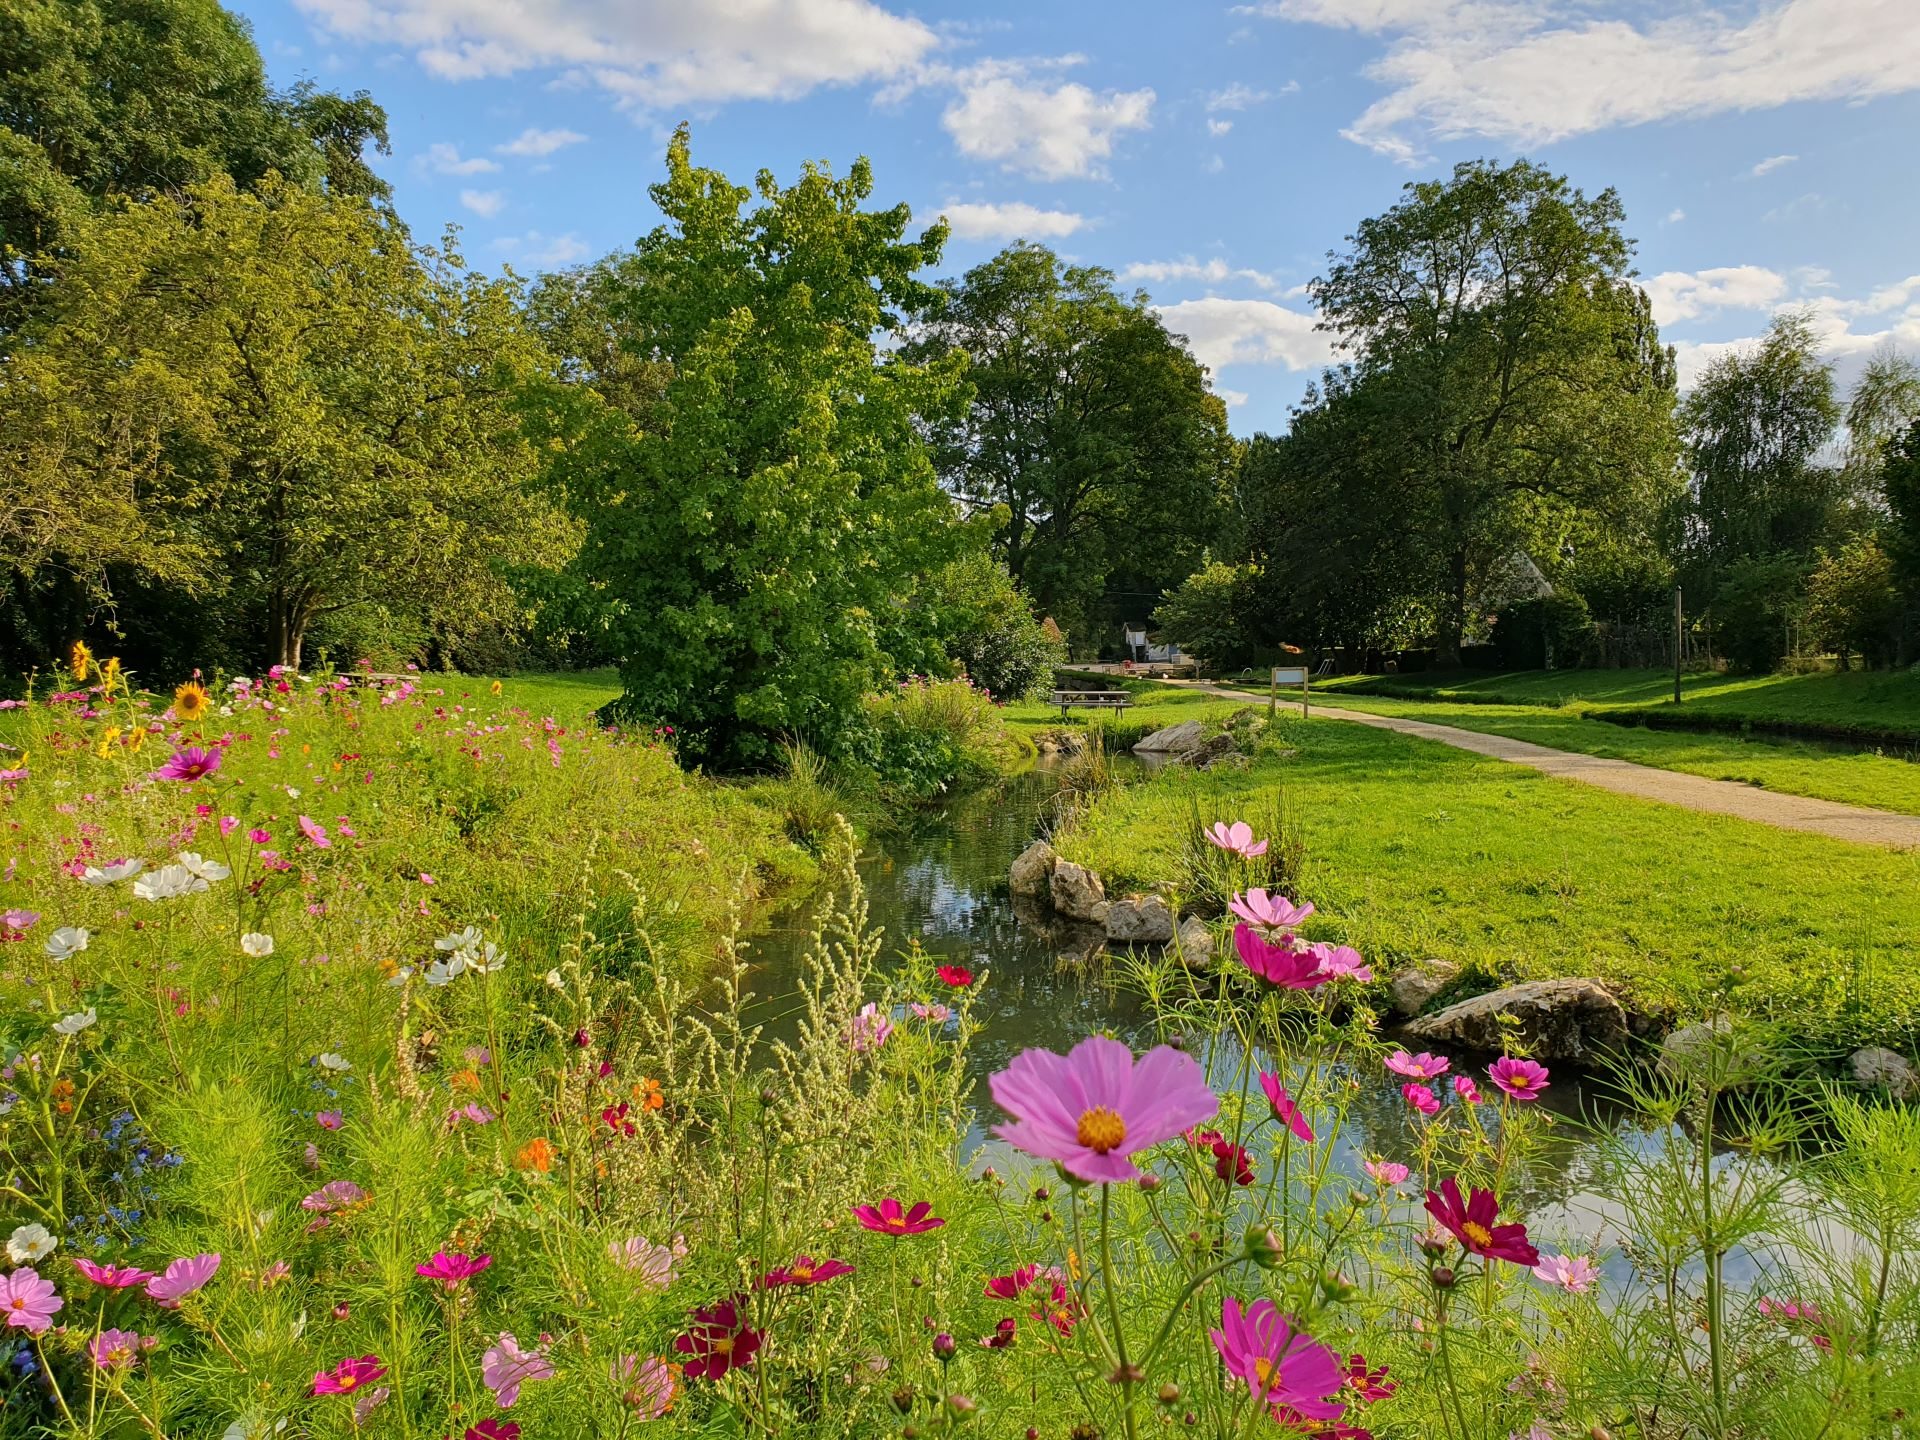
[1270,665,1310,718]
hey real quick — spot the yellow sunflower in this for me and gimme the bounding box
[173,681,212,723]
[69,640,93,681]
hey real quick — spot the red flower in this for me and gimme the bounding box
[935,965,975,987]
[1423,1177,1540,1268]
[673,1297,762,1380]
[979,1317,1017,1349]
[851,1199,945,1236]
[464,1422,520,1440]
[1212,1138,1255,1187]
[983,1264,1041,1300]
[602,1102,636,1136]
[758,1255,853,1289]
[1344,1354,1396,1403]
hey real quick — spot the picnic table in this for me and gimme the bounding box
[1050,689,1132,721]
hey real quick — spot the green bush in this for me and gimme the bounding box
[1490,592,1594,669]
[1711,556,1812,673]
[1806,536,1902,669]
[1153,559,1263,669]
[928,552,1067,701]
[841,675,1010,800]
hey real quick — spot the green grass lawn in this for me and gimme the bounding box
[1054,713,1920,1049]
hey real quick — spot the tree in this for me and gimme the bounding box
[546,129,974,768]
[904,242,1234,639]
[1844,347,1920,483]
[1882,420,1920,660]
[1153,558,1263,670]
[1805,537,1900,670]
[1,177,572,668]
[1310,159,1681,663]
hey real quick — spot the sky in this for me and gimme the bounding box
[231,0,1920,437]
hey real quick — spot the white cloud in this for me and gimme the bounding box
[1664,273,1920,389]
[459,188,506,217]
[1205,82,1273,111]
[1666,207,1686,223]
[942,63,1154,179]
[424,142,499,175]
[1643,266,1788,326]
[1155,297,1334,373]
[940,201,1086,241]
[1216,387,1251,407]
[1751,152,1798,176]
[1207,117,1235,135]
[1120,256,1284,293]
[497,126,587,157]
[1245,0,1920,159]
[292,0,939,109]
[494,230,592,266]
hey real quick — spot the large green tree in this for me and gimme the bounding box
[1310,159,1680,663]
[1,177,572,668]
[904,242,1234,642]
[543,129,973,767]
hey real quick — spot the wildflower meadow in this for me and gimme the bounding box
[1,654,1918,1440]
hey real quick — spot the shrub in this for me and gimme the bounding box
[927,553,1067,701]
[1806,535,1902,668]
[1489,592,1595,669]
[1154,559,1264,670]
[1711,555,1813,673]
[841,674,1011,800]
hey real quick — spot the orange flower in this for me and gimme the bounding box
[449,1068,481,1094]
[515,1137,556,1173]
[51,1079,74,1101]
[636,1077,664,1112]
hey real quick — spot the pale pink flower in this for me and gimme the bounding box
[1532,1254,1598,1294]
[609,1235,687,1287]
[146,1253,220,1308]
[1385,1050,1451,1081]
[1363,1159,1410,1187]
[1204,821,1269,859]
[481,1332,554,1407]
[1228,888,1313,931]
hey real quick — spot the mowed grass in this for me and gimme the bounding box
[1054,713,1920,1049]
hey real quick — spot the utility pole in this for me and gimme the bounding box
[1673,583,1684,704]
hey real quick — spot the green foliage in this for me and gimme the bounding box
[1153,557,1265,669]
[922,552,1067,701]
[1883,418,1920,651]
[1711,555,1813,673]
[1806,535,1902,668]
[551,128,972,768]
[842,675,1011,802]
[1490,592,1594,669]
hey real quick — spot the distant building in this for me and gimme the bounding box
[1122,622,1183,664]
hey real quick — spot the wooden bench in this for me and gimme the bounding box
[1051,689,1133,721]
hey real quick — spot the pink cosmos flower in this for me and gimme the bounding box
[0,1268,62,1332]
[74,1259,156,1289]
[1204,821,1269,859]
[910,1002,952,1023]
[673,1299,761,1381]
[609,1235,687,1286]
[153,747,221,782]
[247,828,270,845]
[481,1332,554,1407]
[312,1355,388,1396]
[316,1110,343,1130]
[1533,1253,1599,1294]
[90,1328,149,1371]
[983,1264,1044,1300]
[1344,1353,1397,1403]
[1453,1075,1482,1105]
[1402,1083,1441,1116]
[758,1255,854,1288]
[218,816,240,838]
[1385,1050,1451,1080]
[988,1033,1219,1184]
[298,815,331,849]
[146,1253,220,1307]
[1209,1297,1348,1421]
[301,1180,367,1212]
[1227,888,1313,931]
[851,1199,946,1236]
[353,1387,391,1426]
[1424,1177,1541,1267]
[848,1002,892,1054]
[0,909,37,933]
[416,1251,493,1290]
[1489,1056,1550,1102]
[614,1355,677,1418]
[1310,943,1373,982]
[1232,925,1329,990]
[1363,1159,1410,1187]
[465,1421,519,1440]
[1259,1072,1315,1144]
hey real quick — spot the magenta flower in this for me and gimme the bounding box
[1453,1075,1482,1105]
[988,1033,1219,1184]
[316,1110,343,1130]
[153,746,222,782]
[1385,1049,1451,1080]
[1209,1297,1348,1421]
[1259,1072,1315,1144]
[146,1253,220,1308]
[1489,1056,1550,1102]
[312,1354,388,1396]
[74,1259,156,1289]
[1533,1253,1599,1294]
[1232,925,1329,990]
[300,1179,367,1213]
[466,1422,520,1440]
[1402,1082,1441,1116]
[1227,888,1313,931]
[983,1264,1044,1300]
[848,1002,892,1054]
[851,1199,946,1236]
[0,909,37,933]
[90,1328,149,1371]
[1424,1177,1541,1267]
[416,1251,493,1290]
[481,1332,554,1407]
[298,815,331,849]
[1204,821,1269,859]
[758,1255,854,1288]
[1363,1159,1410,1187]
[0,1268,62,1332]
[673,1298,762,1381]
[1310,942,1373,982]
[1759,1297,1833,1351]
[218,816,240,838]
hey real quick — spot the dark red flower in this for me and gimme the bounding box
[601,1102,635,1136]
[759,1255,853,1289]
[464,1422,521,1440]
[1344,1354,1395,1403]
[673,1297,763,1380]
[1271,1414,1372,1440]
[1212,1138,1255,1187]
[979,1317,1017,1349]
[935,965,975,987]
[851,1199,945,1236]
[983,1265,1041,1300]
[1423,1177,1540,1268]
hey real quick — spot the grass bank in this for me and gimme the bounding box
[1051,712,1920,1049]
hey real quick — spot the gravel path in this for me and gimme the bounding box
[1163,681,1920,850]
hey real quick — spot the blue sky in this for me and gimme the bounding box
[234,0,1920,436]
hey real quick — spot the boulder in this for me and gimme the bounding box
[1049,859,1110,925]
[1009,840,1057,901]
[1656,1017,1766,1086]
[1173,915,1214,968]
[1132,719,1207,755]
[1398,977,1628,1061]
[1176,733,1239,769]
[1105,895,1175,945]
[1848,1046,1919,1100]
[1387,959,1459,1017]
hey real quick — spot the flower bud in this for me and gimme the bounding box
[946,1394,978,1416]
[932,1332,957,1362]
[1429,1266,1456,1289]
[758,1087,776,1105]
[1157,1382,1182,1405]
[981,1167,998,1184]
[1107,1363,1144,1385]
[1033,1186,1051,1202]
[1320,1271,1358,1303]
[1244,1223,1283,1269]
[1137,1173,1162,1194]
[891,1386,915,1414]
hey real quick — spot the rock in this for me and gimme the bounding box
[1176,733,1238,769]
[1105,895,1174,945]
[1009,840,1057,901]
[1387,960,1459,1017]
[1656,1018,1766,1086]
[1049,860,1110,925]
[1132,719,1207,755]
[1173,915,1214,968]
[1848,1046,1918,1100]
[1398,978,1629,1061]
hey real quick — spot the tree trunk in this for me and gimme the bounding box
[1434,548,1469,667]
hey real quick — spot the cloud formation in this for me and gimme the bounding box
[941,62,1155,179]
[1155,297,1334,373]
[497,127,588,157]
[424,142,498,175]
[459,188,506,217]
[939,201,1087,241]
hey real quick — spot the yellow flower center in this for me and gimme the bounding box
[791,1262,814,1281]
[8,1298,24,1311]
[712,1336,734,1357]
[339,1374,359,1391]
[1461,1221,1493,1248]
[1253,1358,1276,1391]
[1075,1106,1127,1155]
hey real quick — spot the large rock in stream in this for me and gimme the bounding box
[1132,719,1206,755]
[1397,977,1629,1061]
[1104,895,1174,945]
[1049,859,1110,925]
[1009,840,1057,901]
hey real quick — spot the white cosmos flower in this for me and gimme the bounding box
[240,932,274,958]
[317,1053,351,1072]
[52,1007,97,1036]
[386,965,415,988]
[435,926,484,953]
[423,956,467,987]
[464,941,504,974]
[178,851,231,882]
[544,969,565,991]
[134,864,208,902]
[45,926,89,960]
[5,1222,56,1263]
[82,858,145,886]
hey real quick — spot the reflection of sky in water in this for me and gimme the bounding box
[744,760,1821,1288]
